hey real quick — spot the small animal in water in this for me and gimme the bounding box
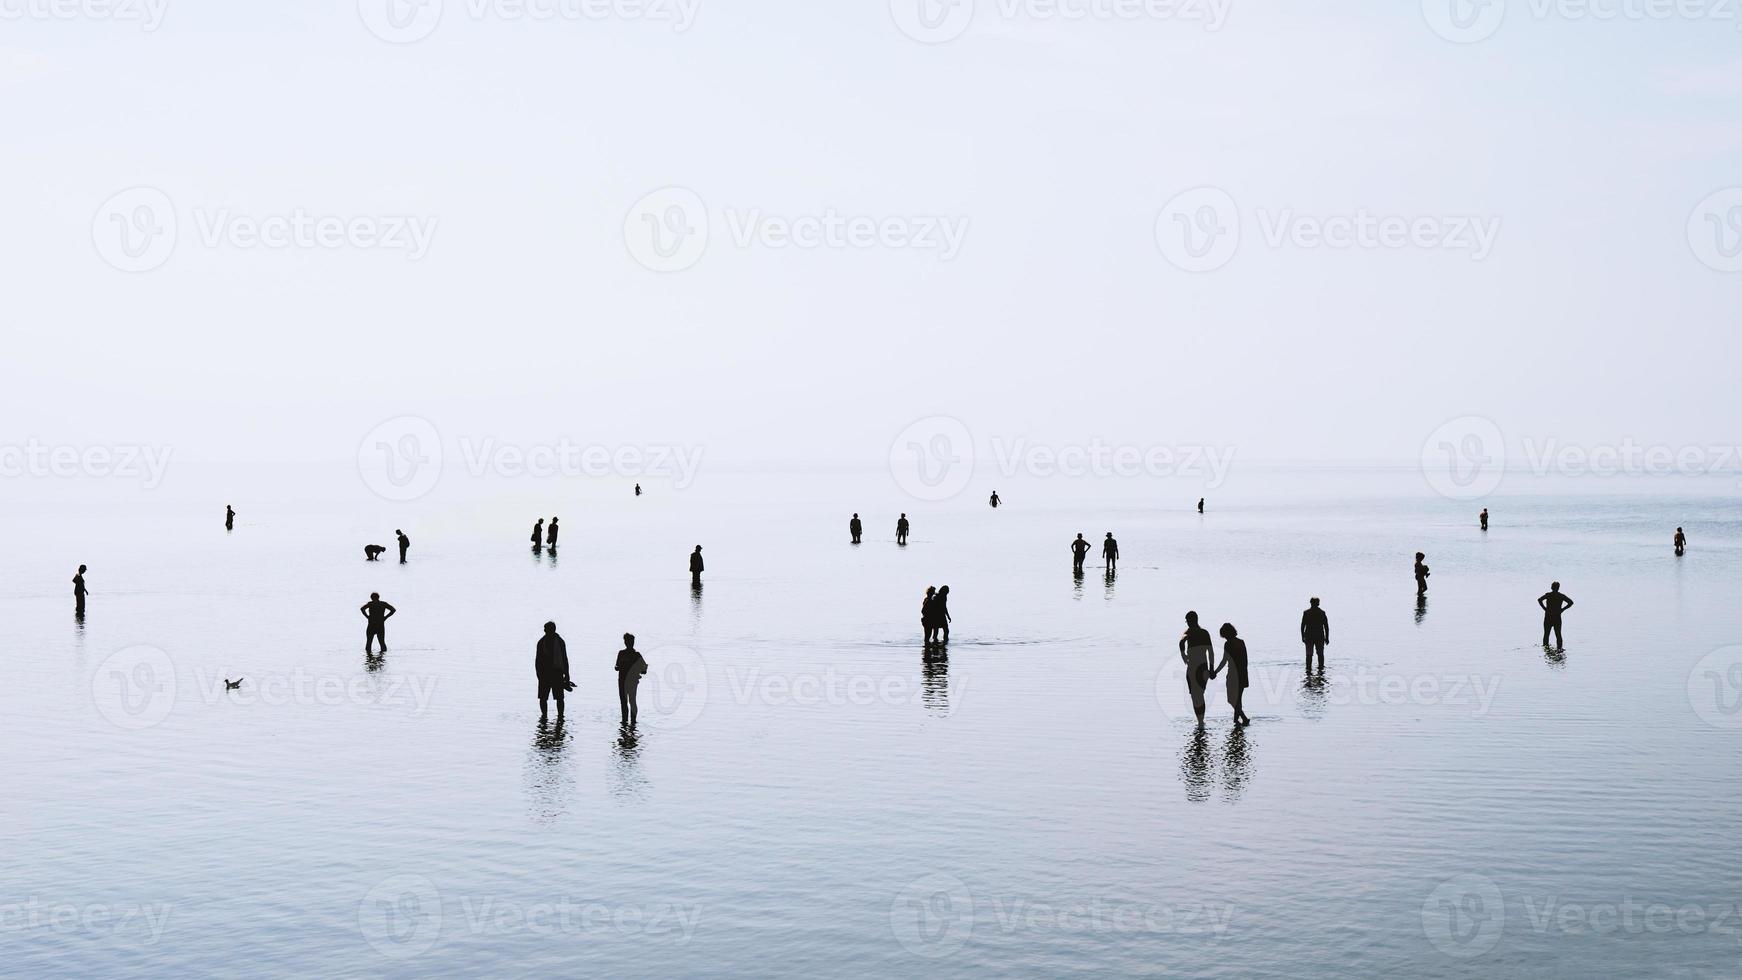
[224,678,244,690]
[364,544,386,561]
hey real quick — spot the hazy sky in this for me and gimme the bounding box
[4,0,1739,471]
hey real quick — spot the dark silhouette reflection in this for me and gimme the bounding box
[690,580,704,631]
[1179,727,1213,803]
[1072,567,1085,599]
[73,609,86,631]
[611,726,648,802]
[1543,645,1567,669]
[1297,672,1329,720]
[524,717,574,823]
[364,650,386,672]
[1220,726,1253,803]
[922,647,951,716]
[1102,568,1117,601]
[1414,593,1428,625]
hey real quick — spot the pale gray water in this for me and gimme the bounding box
[3,466,1740,977]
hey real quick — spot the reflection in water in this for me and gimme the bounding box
[524,718,574,824]
[1072,569,1084,600]
[922,648,951,716]
[1414,594,1428,625]
[612,727,648,802]
[364,651,386,673]
[1297,674,1329,721]
[1178,725,1258,803]
[1103,568,1116,601]
[1543,644,1567,670]
[1180,727,1212,803]
[545,547,559,568]
[690,581,704,631]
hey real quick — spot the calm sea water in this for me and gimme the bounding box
[4,465,1741,977]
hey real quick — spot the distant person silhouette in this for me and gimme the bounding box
[225,505,235,530]
[531,518,544,551]
[360,592,396,654]
[1414,552,1430,595]
[1479,508,1489,531]
[934,586,952,645]
[1300,597,1329,673]
[1211,622,1251,726]
[535,621,570,721]
[1197,497,1204,514]
[1071,533,1090,573]
[364,544,386,561]
[896,513,909,545]
[921,586,938,646]
[615,632,648,727]
[396,529,410,563]
[1179,611,1213,726]
[689,545,704,585]
[1538,581,1574,649]
[849,513,862,544]
[635,483,642,497]
[989,490,1001,508]
[73,565,88,615]
[1675,527,1686,556]
[1102,532,1119,571]
[546,517,559,550]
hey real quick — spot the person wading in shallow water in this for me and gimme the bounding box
[1178,611,1214,727]
[1675,527,1686,556]
[615,633,647,728]
[360,592,396,654]
[1414,552,1430,595]
[1300,597,1329,674]
[1212,622,1251,727]
[896,514,909,545]
[849,513,862,544]
[536,621,570,722]
[1538,581,1574,649]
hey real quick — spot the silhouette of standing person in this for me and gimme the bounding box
[921,586,937,646]
[535,621,570,721]
[1479,508,1489,531]
[1178,612,1213,727]
[689,545,704,585]
[360,592,396,654]
[896,513,909,545]
[225,505,235,531]
[615,632,647,727]
[1102,532,1119,571]
[73,565,88,616]
[546,517,559,550]
[1538,581,1574,649]
[849,513,862,544]
[1675,527,1686,556]
[531,518,544,551]
[634,483,642,497]
[989,490,1001,508]
[1197,497,1205,514]
[1300,597,1329,674]
[1071,533,1090,573]
[933,585,952,645]
[396,529,410,564]
[1211,623,1251,726]
[1414,552,1430,595]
